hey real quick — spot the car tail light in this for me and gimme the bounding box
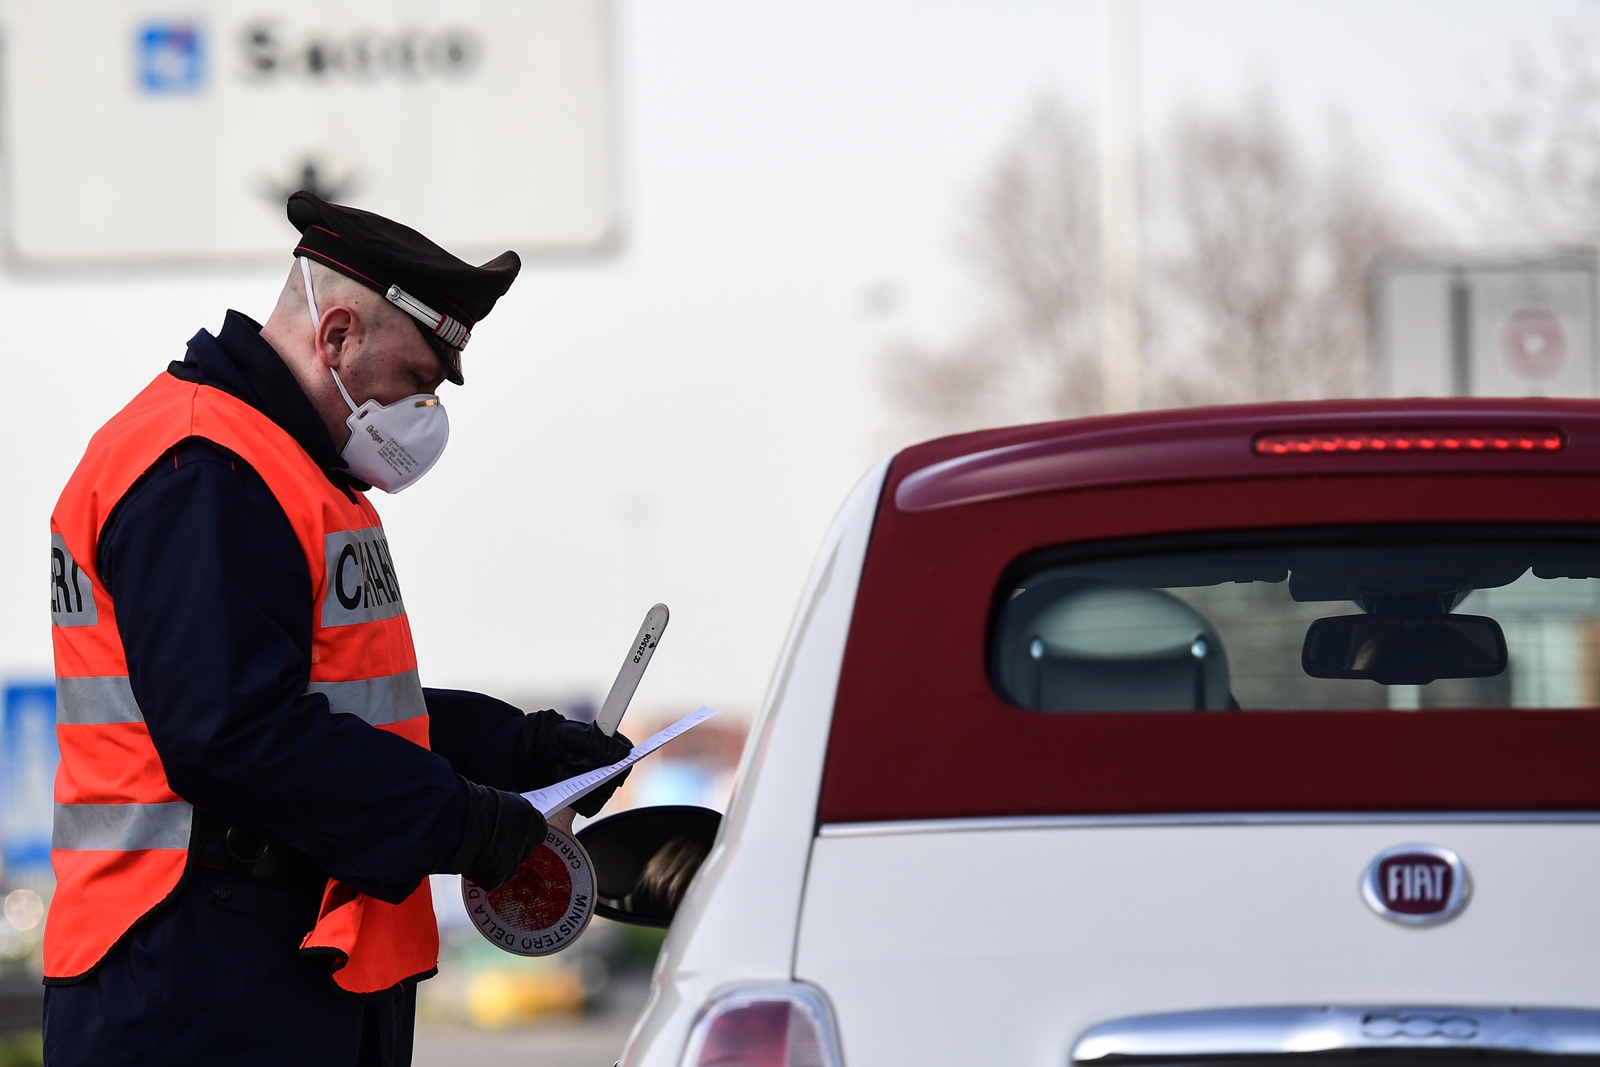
[1253,429,1564,456]
[681,983,843,1067]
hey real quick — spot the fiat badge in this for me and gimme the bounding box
[1362,843,1471,926]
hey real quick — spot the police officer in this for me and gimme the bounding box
[42,192,632,1067]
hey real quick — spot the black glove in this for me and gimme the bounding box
[521,712,634,817]
[445,777,547,890]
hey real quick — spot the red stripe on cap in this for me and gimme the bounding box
[300,224,476,328]
[294,245,385,293]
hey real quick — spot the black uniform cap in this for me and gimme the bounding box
[287,191,521,386]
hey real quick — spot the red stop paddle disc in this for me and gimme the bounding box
[462,822,596,956]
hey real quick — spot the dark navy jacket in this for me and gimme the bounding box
[44,313,535,1067]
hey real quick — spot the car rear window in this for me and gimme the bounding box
[992,529,1600,712]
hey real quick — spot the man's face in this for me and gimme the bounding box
[263,261,457,453]
[336,322,449,408]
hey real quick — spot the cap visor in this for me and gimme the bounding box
[421,330,465,386]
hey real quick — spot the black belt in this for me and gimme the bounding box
[192,810,328,898]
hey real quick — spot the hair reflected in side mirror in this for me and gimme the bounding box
[576,805,721,928]
[634,835,713,917]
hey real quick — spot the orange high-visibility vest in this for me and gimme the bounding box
[46,372,439,993]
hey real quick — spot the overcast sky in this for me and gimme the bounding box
[3,0,1593,721]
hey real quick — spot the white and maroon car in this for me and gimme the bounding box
[598,398,1600,1067]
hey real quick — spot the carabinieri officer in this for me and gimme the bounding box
[43,193,632,1067]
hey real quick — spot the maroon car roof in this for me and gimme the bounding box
[895,397,1600,512]
[818,397,1600,824]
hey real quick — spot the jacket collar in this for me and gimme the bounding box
[169,310,367,496]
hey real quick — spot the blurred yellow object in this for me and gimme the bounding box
[465,967,585,1028]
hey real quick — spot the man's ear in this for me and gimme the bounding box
[315,306,363,369]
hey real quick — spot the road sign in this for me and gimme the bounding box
[0,683,58,875]
[3,0,617,265]
[1372,252,1599,398]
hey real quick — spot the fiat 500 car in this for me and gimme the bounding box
[609,397,1600,1067]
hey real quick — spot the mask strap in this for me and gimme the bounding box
[304,256,362,415]
[330,364,360,415]
[300,255,321,330]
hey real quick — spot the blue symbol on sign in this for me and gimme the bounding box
[1,681,58,874]
[137,22,206,94]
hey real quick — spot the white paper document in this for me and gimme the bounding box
[522,706,722,817]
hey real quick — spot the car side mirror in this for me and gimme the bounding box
[1301,613,1508,686]
[575,805,721,928]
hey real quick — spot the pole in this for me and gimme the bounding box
[1099,0,1141,413]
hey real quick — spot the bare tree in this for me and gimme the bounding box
[1456,32,1600,244]
[884,101,1100,437]
[1151,103,1413,405]
[885,94,1414,437]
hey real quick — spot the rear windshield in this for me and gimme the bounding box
[992,529,1600,712]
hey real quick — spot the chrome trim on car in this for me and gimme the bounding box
[1072,1007,1600,1061]
[817,811,1600,838]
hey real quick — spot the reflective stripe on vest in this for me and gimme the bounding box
[53,802,192,851]
[57,673,428,728]
[46,374,438,990]
[56,676,142,724]
[310,670,427,726]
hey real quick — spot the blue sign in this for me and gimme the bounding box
[137,22,206,94]
[2,682,58,873]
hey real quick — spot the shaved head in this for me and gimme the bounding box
[260,259,451,452]
[271,259,414,350]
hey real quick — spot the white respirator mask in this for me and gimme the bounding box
[301,256,450,493]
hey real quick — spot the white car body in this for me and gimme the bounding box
[620,401,1600,1067]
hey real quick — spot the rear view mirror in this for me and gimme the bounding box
[1302,613,1507,686]
[576,805,721,928]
